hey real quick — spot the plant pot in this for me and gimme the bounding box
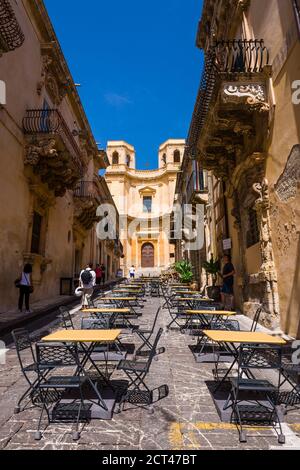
[207,286,221,301]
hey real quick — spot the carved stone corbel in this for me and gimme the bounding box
[24,139,58,166]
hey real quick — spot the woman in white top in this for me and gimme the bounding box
[18,264,33,313]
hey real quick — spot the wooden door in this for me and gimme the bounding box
[141,243,154,268]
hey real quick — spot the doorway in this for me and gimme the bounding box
[141,243,155,268]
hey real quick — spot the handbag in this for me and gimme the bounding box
[14,278,21,289]
[24,273,34,294]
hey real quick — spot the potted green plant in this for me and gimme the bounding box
[202,256,221,300]
[174,260,194,284]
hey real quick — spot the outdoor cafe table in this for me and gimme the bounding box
[183,309,236,331]
[104,297,139,312]
[202,330,286,392]
[41,329,122,417]
[82,307,134,329]
[113,289,142,294]
[176,297,215,309]
[173,290,204,296]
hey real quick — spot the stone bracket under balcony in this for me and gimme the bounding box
[198,73,272,180]
[221,81,270,112]
[23,109,85,197]
[73,180,101,230]
[189,40,273,181]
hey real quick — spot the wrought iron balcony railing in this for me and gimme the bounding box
[0,0,24,53]
[74,180,101,201]
[23,109,83,170]
[187,39,270,154]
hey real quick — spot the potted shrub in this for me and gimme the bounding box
[202,256,221,300]
[174,260,194,284]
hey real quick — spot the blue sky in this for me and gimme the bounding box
[45,0,204,169]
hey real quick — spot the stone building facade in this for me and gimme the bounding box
[182,0,300,336]
[105,140,185,277]
[0,0,121,313]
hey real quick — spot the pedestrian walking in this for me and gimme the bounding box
[95,264,102,285]
[129,265,136,279]
[16,264,34,314]
[79,263,96,307]
[100,263,106,285]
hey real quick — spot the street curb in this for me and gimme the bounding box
[0,278,125,337]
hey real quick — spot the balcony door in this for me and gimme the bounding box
[141,243,155,268]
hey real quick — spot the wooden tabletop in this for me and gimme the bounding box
[113,289,141,293]
[81,308,131,314]
[174,291,201,295]
[42,329,122,343]
[202,330,286,345]
[176,297,214,302]
[105,297,137,301]
[185,310,236,316]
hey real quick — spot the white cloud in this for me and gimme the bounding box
[104,92,133,107]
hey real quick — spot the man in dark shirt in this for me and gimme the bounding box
[221,255,235,310]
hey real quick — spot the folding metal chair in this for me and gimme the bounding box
[225,343,285,444]
[34,342,90,441]
[164,296,187,330]
[117,328,165,410]
[279,342,300,414]
[12,328,53,415]
[134,307,161,356]
[59,306,75,330]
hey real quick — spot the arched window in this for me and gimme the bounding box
[174,150,181,163]
[126,154,131,166]
[162,153,167,165]
[112,151,119,165]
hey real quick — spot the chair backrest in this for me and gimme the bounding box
[238,344,282,377]
[59,306,74,330]
[12,328,36,370]
[36,343,79,369]
[81,317,110,330]
[250,308,262,332]
[150,307,161,334]
[148,327,164,363]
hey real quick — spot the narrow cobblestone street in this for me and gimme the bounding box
[1,295,300,451]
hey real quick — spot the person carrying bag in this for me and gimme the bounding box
[16,264,34,313]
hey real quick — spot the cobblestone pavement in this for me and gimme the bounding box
[0,295,300,451]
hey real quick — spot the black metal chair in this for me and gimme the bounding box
[133,307,161,356]
[278,342,300,414]
[164,296,187,330]
[150,281,160,297]
[225,343,285,444]
[249,308,262,332]
[81,317,110,330]
[117,328,165,410]
[34,342,90,441]
[12,328,53,415]
[59,306,75,330]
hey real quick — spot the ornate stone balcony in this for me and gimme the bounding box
[0,0,24,55]
[23,109,85,197]
[187,39,272,180]
[74,179,102,230]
